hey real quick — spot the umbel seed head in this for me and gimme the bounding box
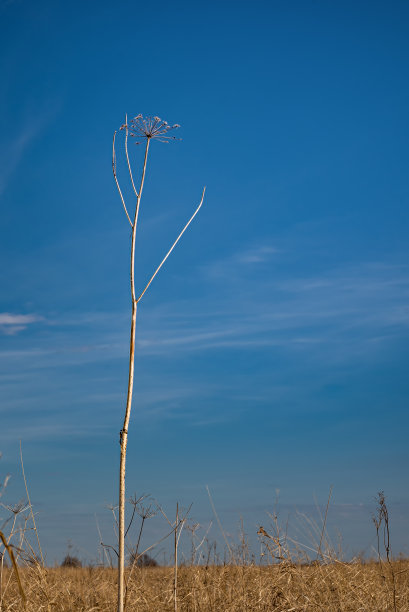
[120,115,180,144]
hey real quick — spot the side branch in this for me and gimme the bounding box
[136,187,206,304]
[112,131,133,228]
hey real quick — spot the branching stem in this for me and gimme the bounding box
[113,119,204,612]
[118,136,150,612]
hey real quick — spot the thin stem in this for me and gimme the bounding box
[101,543,119,558]
[133,515,146,561]
[137,187,206,304]
[174,503,179,612]
[134,139,150,231]
[317,485,333,561]
[95,514,111,567]
[194,522,213,564]
[124,508,137,540]
[125,115,139,199]
[20,441,44,567]
[118,302,137,612]
[206,484,233,561]
[113,131,133,228]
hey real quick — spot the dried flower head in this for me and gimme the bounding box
[120,114,180,144]
[2,500,30,515]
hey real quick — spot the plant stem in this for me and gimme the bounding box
[118,138,150,612]
[174,503,179,612]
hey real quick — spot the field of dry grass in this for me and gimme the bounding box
[1,481,406,610]
[1,559,408,611]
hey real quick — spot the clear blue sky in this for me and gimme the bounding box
[1,0,409,563]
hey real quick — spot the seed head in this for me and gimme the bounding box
[120,115,180,144]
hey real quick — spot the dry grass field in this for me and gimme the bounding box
[1,559,408,611]
[1,487,406,610]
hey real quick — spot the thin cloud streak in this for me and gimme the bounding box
[0,312,44,335]
[135,260,409,357]
[0,313,43,324]
[203,244,280,279]
[1,258,408,366]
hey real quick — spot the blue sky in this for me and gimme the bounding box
[1,0,409,563]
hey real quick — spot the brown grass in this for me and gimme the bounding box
[1,559,409,611]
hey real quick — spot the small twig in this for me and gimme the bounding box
[136,187,206,304]
[107,504,119,530]
[133,516,146,559]
[156,502,173,527]
[95,514,111,567]
[125,494,147,539]
[101,542,119,558]
[112,131,133,228]
[194,522,213,564]
[124,509,137,541]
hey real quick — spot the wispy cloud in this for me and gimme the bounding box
[0,313,42,324]
[1,245,408,433]
[131,258,409,361]
[0,312,43,335]
[0,250,408,442]
[2,257,408,361]
[237,245,279,264]
[203,244,279,279]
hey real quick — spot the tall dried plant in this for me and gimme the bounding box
[112,114,205,612]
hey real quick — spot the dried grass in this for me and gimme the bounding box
[1,559,408,611]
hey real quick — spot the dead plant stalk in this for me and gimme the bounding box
[112,114,205,612]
